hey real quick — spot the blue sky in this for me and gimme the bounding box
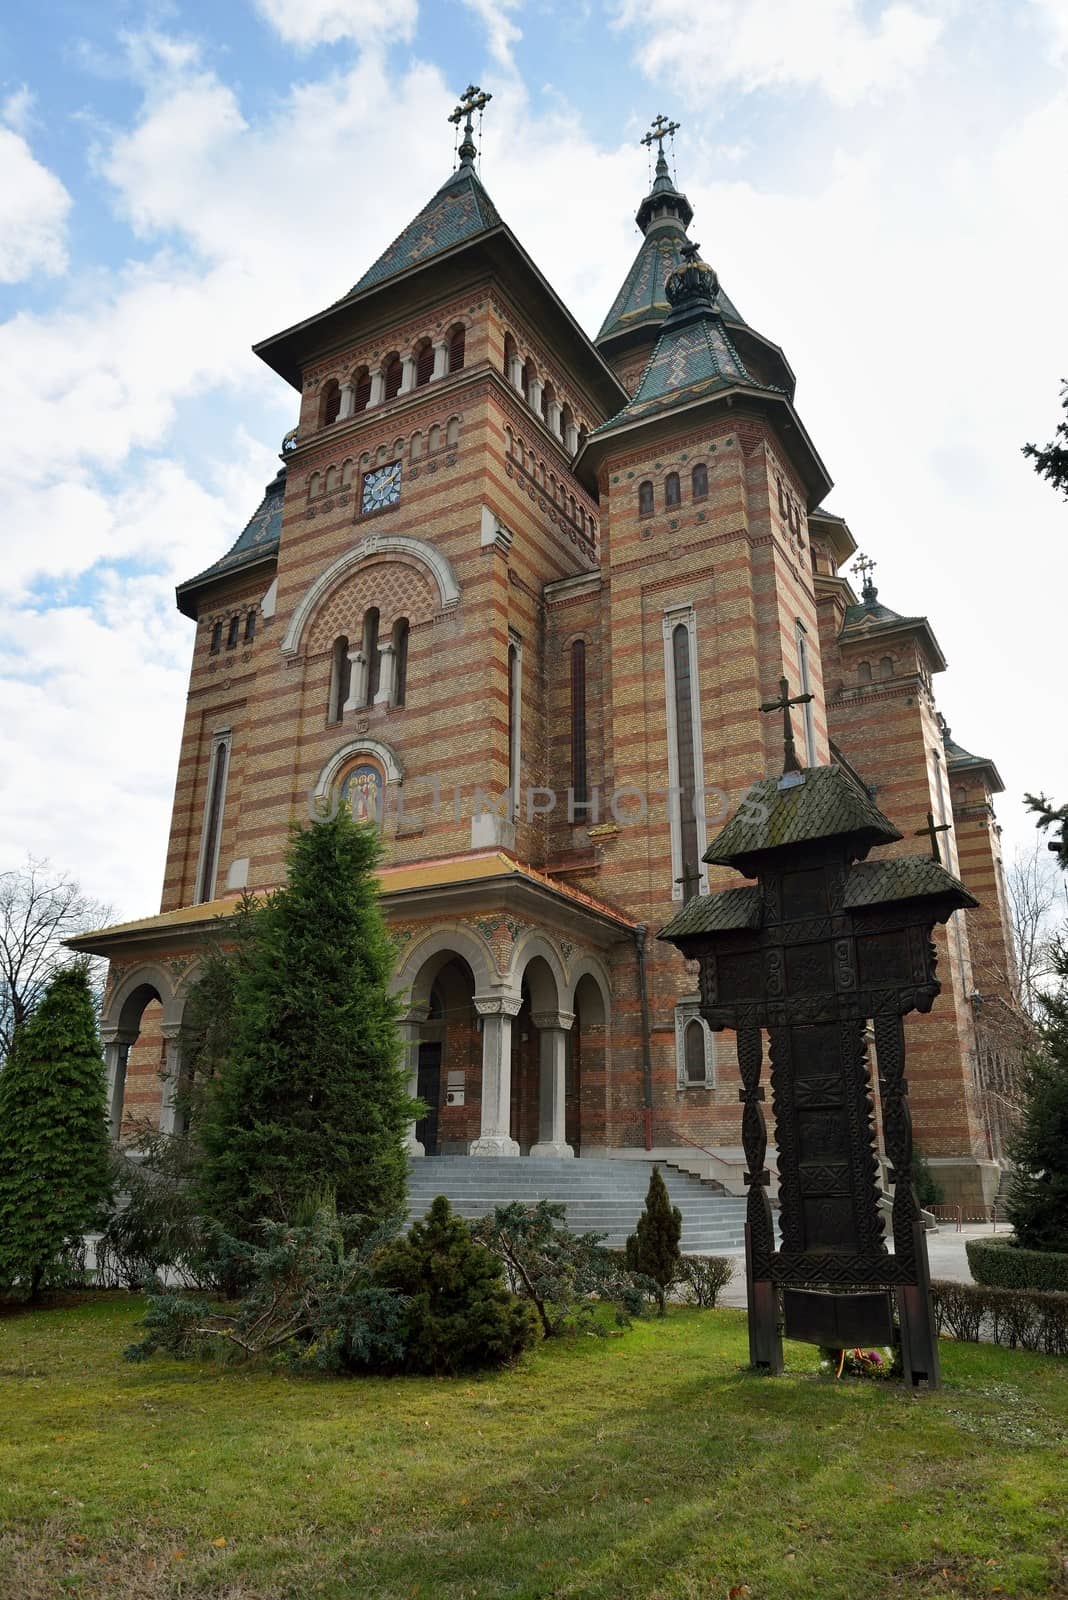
[1,0,1067,918]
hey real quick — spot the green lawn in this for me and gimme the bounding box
[0,1296,1065,1600]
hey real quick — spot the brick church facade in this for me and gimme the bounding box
[73,108,1023,1205]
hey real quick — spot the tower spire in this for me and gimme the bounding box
[636,113,691,235]
[449,83,492,169]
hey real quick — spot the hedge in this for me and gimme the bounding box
[931,1279,1068,1356]
[966,1235,1068,1293]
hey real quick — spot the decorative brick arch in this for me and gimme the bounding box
[391,925,499,1007]
[281,536,460,656]
[305,559,437,654]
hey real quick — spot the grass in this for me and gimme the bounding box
[0,1294,1065,1600]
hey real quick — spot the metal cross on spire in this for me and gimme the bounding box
[449,83,492,168]
[642,113,680,182]
[852,552,878,601]
[914,810,952,864]
[760,675,814,776]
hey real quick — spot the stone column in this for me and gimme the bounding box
[159,1024,184,1137]
[508,354,524,392]
[399,1009,428,1157]
[374,641,396,707]
[432,340,449,380]
[338,382,356,420]
[343,649,368,712]
[469,995,522,1156]
[369,370,385,406]
[530,1010,576,1158]
[546,399,562,437]
[399,355,417,394]
[100,1030,132,1141]
[564,421,579,455]
[528,376,544,413]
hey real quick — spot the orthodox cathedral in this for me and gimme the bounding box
[73,96,1023,1205]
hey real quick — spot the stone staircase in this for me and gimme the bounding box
[406,1156,748,1254]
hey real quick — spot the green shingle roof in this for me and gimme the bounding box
[843,857,978,910]
[703,765,902,869]
[176,469,285,614]
[942,728,1005,794]
[348,163,501,294]
[598,224,744,345]
[658,886,761,942]
[590,298,758,437]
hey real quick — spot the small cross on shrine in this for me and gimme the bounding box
[915,810,952,864]
[675,861,703,901]
[760,675,814,776]
[641,113,680,153]
[449,84,492,167]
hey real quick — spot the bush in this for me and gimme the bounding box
[966,1236,1068,1293]
[126,1207,409,1373]
[374,1197,538,1374]
[673,1254,734,1308]
[96,1136,220,1291]
[625,1167,682,1310]
[930,1278,1068,1356]
[1006,943,1068,1252]
[911,1146,943,1209]
[472,1200,656,1336]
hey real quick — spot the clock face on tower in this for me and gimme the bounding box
[361,460,402,515]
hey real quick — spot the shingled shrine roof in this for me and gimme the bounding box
[842,856,978,910]
[702,764,902,870]
[176,468,285,616]
[347,162,502,296]
[658,886,761,941]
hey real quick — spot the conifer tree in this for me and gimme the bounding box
[625,1166,682,1309]
[0,964,111,1298]
[196,808,416,1238]
[1007,942,1068,1254]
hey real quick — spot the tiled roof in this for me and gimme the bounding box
[176,468,285,602]
[703,764,901,868]
[658,886,761,942]
[598,225,744,345]
[839,586,948,672]
[348,164,502,295]
[942,730,1005,793]
[842,857,977,910]
[590,302,758,437]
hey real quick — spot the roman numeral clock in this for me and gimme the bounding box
[361,460,402,516]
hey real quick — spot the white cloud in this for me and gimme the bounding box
[0,125,71,282]
[461,0,524,72]
[250,0,418,48]
[1031,0,1068,59]
[614,0,945,104]
[1,85,35,136]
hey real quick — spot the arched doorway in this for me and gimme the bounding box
[511,952,572,1157]
[570,968,610,1157]
[99,967,186,1141]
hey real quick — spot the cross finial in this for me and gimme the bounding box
[642,113,680,177]
[449,83,492,168]
[852,552,878,603]
[915,810,952,864]
[675,861,703,903]
[760,674,814,776]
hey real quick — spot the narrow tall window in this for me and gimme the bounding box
[665,471,681,508]
[384,355,403,401]
[796,621,817,765]
[570,639,588,806]
[210,620,223,654]
[322,381,341,427]
[448,324,465,372]
[415,341,434,387]
[244,610,256,644]
[226,614,240,651]
[692,462,709,500]
[392,618,409,707]
[685,1018,707,1085]
[353,367,372,412]
[673,623,700,898]
[196,733,231,904]
[362,608,380,705]
[330,635,350,723]
[664,608,706,901]
[508,636,522,819]
[638,480,654,517]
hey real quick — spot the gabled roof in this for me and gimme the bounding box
[592,303,756,434]
[347,163,502,296]
[942,728,1005,794]
[839,580,948,673]
[598,224,744,346]
[176,468,285,618]
[703,763,902,871]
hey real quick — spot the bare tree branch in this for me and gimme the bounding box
[0,856,111,1065]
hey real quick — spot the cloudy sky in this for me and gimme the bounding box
[1,0,1066,920]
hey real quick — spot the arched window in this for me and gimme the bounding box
[308,471,321,499]
[540,381,552,423]
[210,620,223,654]
[448,324,465,373]
[392,618,410,707]
[638,480,654,517]
[325,466,338,494]
[321,380,341,427]
[880,655,894,679]
[341,459,353,488]
[226,614,240,651]
[665,471,681,508]
[384,354,403,402]
[196,733,230,904]
[330,635,351,723]
[521,359,536,404]
[428,423,442,453]
[577,424,588,451]
[244,610,257,645]
[570,638,587,806]
[414,339,434,388]
[685,1018,707,1085]
[352,367,372,413]
[362,608,380,705]
[857,660,872,684]
[410,430,423,460]
[446,415,460,448]
[672,621,700,899]
[503,332,518,382]
[776,474,788,517]
[692,463,709,500]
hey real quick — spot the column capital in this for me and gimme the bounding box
[100,1026,136,1047]
[531,1009,574,1033]
[474,993,523,1018]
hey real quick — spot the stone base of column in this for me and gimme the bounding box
[404,1132,426,1158]
[468,1135,521,1157]
[529,1141,575,1159]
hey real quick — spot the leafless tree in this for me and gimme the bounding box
[0,857,111,1066]
[1008,841,1064,1018]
